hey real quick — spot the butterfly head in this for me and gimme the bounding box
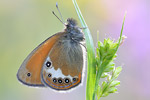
[66,18,77,27]
[65,18,84,42]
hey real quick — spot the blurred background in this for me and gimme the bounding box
[0,0,149,100]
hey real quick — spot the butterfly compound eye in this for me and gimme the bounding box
[46,61,51,67]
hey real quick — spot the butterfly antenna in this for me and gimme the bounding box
[56,2,65,23]
[52,11,65,25]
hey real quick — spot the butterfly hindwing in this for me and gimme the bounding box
[41,33,83,90]
[17,32,65,86]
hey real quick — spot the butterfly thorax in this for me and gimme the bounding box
[65,18,84,42]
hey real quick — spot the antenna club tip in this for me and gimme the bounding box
[56,2,58,7]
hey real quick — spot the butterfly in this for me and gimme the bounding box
[17,4,86,91]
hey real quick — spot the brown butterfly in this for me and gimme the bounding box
[17,4,86,91]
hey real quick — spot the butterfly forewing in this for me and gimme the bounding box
[17,32,65,86]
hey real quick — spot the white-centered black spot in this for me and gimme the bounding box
[58,78,63,84]
[53,78,57,83]
[46,61,51,67]
[48,73,51,77]
[73,78,77,81]
[27,73,31,77]
[65,78,70,83]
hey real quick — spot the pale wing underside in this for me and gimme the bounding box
[41,37,83,90]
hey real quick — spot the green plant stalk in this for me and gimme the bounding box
[72,0,126,100]
[72,0,96,100]
[92,62,104,100]
[93,13,126,100]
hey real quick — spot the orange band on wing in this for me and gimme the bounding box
[25,32,65,85]
[42,71,82,90]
